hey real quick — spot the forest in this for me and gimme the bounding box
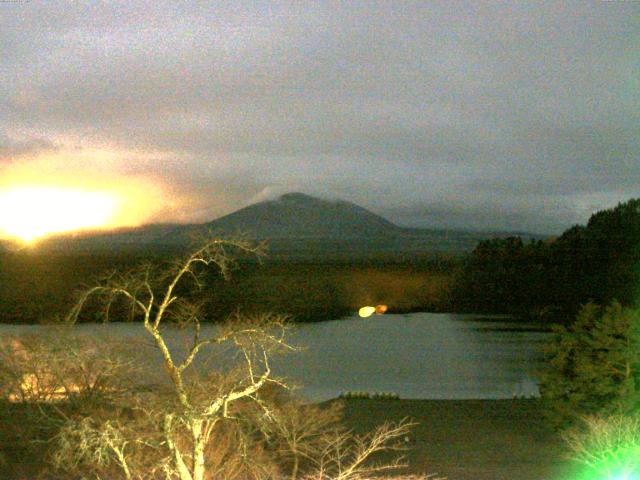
[454,198,640,322]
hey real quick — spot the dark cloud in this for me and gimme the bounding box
[1,1,638,233]
[382,196,597,235]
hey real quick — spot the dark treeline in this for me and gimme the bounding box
[453,198,640,321]
[0,249,180,324]
[0,246,456,323]
[199,256,456,322]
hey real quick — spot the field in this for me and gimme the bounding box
[335,398,575,480]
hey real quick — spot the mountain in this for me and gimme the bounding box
[205,192,401,239]
[31,192,546,258]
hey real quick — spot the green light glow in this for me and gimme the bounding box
[563,414,640,480]
[572,451,640,480]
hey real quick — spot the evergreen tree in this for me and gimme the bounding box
[541,302,640,428]
[455,197,640,318]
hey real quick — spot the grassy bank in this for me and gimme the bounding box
[332,398,575,480]
[2,398,576,480]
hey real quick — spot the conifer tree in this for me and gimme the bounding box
[541,302,640,428]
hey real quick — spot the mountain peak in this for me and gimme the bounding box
[275,192,346,207]
[278,192,315,202]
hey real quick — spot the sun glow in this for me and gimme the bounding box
[0,187,120,242]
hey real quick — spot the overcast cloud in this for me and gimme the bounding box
[1,1,638,233]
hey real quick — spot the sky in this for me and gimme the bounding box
[1,1,638,235]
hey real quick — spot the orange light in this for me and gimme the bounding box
[375,305,388,314]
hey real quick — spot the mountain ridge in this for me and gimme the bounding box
[5,192,548,256]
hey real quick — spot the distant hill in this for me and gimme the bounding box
[30,192,548,258]
[205,192,401,238]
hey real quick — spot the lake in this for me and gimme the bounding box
[0,312,549,402]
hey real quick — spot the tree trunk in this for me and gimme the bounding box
[192,420,206,480]
[164,414,193,480]
[291,454,300,480]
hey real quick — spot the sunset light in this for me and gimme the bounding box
[0,187,120,242]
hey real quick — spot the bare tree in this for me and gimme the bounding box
[259,395,345,480]
[2,238,432,480]
[60,238,298,480]
[0,328,148,479]
[0,329,138,403]
[309,418,416,480]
